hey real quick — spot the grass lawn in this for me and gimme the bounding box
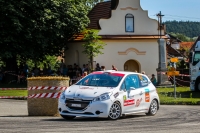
[0,86,200,105]
[0,90,27,97]
[157,87,200,105]
[0,83,27,97]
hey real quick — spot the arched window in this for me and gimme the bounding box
[125,14,134,32]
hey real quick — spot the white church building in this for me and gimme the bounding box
[64,0,167,76]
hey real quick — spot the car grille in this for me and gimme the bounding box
[62,111,94,115]
[65,98,91,110]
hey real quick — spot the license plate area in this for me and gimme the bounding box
[65,99,91,110]
[71,104,81,107]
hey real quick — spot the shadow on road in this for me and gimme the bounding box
[42,114,146,122]
[0,115,29,117]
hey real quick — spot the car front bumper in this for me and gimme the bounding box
[58,99,112,118]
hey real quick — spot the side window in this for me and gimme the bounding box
[125,76,132,91]
[120,81,126,91]
[139,75,149,87]
[130,75,139,89]
[125,75,139,90]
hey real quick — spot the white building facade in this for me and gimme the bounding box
[65,0,166,76]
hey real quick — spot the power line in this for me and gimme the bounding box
[165,14,200,20]
[150,14,200,21]
[164,17,200,21]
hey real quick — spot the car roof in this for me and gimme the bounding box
[91,70,145,76]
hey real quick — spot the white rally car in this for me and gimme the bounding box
[58,70,160,120]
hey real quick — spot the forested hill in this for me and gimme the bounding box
[164,21,200,38]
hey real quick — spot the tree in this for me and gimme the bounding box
[0,0,89,60]
[0,0,89,81]
[169,32,195,42]
[82,29,106,71]
[81,0,104,10]
[165,20,200,38]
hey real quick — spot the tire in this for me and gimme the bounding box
[146,99,158,116]
[61,115,76,120]
[196,81,200,92]
[108,102,121,120]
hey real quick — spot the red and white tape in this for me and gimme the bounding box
[28,86,67,91]
[28,92,61,98]
[174,77,190,83]
[157,72,191,77]
[0,86,67,99]
[5,72,19,77]
[0,88,27,90]
[179,74,190,77]
[3,71,16,74]
[169,77,188,87]
[0,92,62,99]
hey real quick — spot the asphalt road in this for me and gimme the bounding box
[0,99,200,133]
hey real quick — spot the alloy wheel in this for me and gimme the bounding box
[108,102,121,120]
[150,100,157,115]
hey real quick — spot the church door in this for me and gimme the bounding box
[124,60,139,72]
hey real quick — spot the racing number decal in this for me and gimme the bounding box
[145,89,150,102]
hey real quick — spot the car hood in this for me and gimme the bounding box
[64,85,115,100]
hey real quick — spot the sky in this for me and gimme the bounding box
[140,0,200,22]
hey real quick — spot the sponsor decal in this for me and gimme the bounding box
[135,98,142,107]
[80,87,94,90]
[85,78,89,83]
[113,92,119,98]
[124,99,135,106]
[138,74,143,80]
[141,80,148,86]
[123,95,134,106]
[123,95,127,101]
[145,89,150,102]
[107,87,114,89]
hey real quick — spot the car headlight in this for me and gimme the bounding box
[60,91,65,100]
[93,93,110,102]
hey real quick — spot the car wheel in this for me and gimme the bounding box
[196,81,200,91]
[108,102,121,120]
[61,115,76,120]
[146,99,158,116]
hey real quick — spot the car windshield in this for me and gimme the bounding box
[76,72,124,87]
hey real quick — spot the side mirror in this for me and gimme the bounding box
[130,87,136,90]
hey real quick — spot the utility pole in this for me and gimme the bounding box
[157,11,164,39]
[156,11,170,86]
